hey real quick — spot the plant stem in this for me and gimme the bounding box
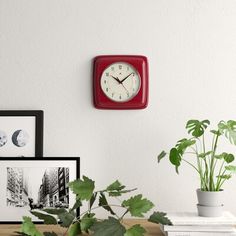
[119,209,129,220]
[182,159,200,173]
[209,132,220,190]
[76,204,128,220]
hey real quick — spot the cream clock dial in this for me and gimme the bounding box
[100,62,141,102]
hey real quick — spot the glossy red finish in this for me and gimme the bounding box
[93,55,149,109]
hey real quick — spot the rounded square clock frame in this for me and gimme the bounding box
[93,55,149,109]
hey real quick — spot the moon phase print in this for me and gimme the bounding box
[0,111,43,157]
[12,130,30,147]
[0,130,7,147]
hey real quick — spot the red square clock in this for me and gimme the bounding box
[93,55,149,109]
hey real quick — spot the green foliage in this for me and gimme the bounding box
[43,233,57,236]
[70,198,82,212]
[157,151,166,163]
[225,165,236,172]
[91,217,126,236]
[42,208,67,215]
[186,120,210,138]
[21,217,43,236]
[218,120,236,145]
[176,138,196,155]
[158,119,236,191]
[122,194,154,217]
[69,175,95,200]
[80,213,96,232]
[124,224,146,236]
[169,148,181,167]
[58,211,76,228]
[148,212,173,225]
[89,192,97,209]
[98,192,116,215]
[30,212,57,225]
[198,151,212,159]
[68,222,81,236]
[21,176,170,236]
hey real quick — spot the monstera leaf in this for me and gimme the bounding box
[169,148,181,167]
[175,138,196,154]
[218,120,236,145]
[186,120,210,138]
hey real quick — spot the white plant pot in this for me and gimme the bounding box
[196,189,224,217]
[197,204,224,217]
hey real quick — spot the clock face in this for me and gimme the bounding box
[100,62,141,102]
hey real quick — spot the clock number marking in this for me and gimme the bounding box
[119,95,122,100]
[104,80,107,84]
[112,93,114,97]
[111,67,114,71]
[106,88,109,92]
[127,66,130,71]
[106,72,109,77]
[119,65,122,70]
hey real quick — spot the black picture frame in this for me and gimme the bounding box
[0,157,80,224]
[0,110,44,157]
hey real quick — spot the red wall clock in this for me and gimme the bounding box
[93,55,149,109]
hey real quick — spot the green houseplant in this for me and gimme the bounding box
[17,176,172,236]
[158,120,236,216]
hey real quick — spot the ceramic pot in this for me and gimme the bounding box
[197,204,224,217]
[196,189,224,217]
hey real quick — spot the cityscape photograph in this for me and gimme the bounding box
[6,167,70,209]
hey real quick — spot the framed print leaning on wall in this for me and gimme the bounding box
[0,110,43,157]
[0,157,80,223]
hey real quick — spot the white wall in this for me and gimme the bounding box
[1,0,236,217]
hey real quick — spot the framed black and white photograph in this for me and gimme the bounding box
[0,157,80,223]
[0,110,43,157]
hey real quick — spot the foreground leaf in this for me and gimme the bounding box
[186,120,210,138]
[68,222,81,236]
[21,216,43,236]
[91,217,126,236]
[58,212,75,227]
[89,192,97,209]
[70,198,82,212]
[99,192,115,215]
[157,151,166,163]
[80,213,96,232]
[69,176,95,200]
[148,212,172,225]
[107,180,125,192]
[223,153,234,163]
[43,208,67,215]
[217,174,232,180]
[122,194,154,217]
[175,138,196,155]
[106,180,129,196]
[169,148,181,167]
[225,165,236,173]
[14,232,29,236]
[43,232,57,236]
[218,120,236,145]
[124,224,146,236]
[30,211,57,225]
[198,151,212,158]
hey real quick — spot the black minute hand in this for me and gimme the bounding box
[120,73,133,83]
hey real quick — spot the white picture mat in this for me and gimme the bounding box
[0,117,36,157]
[0,160,78,221]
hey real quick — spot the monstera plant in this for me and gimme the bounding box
[158,120,236,216]
[16,176,172,236]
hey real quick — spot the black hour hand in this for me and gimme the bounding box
[110,75,121,84]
